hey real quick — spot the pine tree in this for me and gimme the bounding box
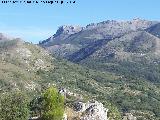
[41,87,65,120]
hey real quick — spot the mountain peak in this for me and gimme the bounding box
[132,17,144,21]
[55,25,83,36]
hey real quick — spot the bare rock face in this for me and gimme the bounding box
[55,25,83,36]
[74,101,108,120]
[40,25,83,47]
[52,25,83,41]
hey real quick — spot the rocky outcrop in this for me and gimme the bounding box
[55,25,83,36]
[74,101,108,120]
[39,25,83,47]
[123,113,137,120]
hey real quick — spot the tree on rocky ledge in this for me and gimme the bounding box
[41,87,65,120]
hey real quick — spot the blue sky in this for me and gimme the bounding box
[0,0,160,43]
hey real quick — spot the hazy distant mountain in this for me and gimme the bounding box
[68,31,160,63]
[40,18,158,58]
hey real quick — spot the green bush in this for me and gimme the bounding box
[0,91,29,120]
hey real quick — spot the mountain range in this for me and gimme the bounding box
[1,18,160,120]
[39,18,158,58]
